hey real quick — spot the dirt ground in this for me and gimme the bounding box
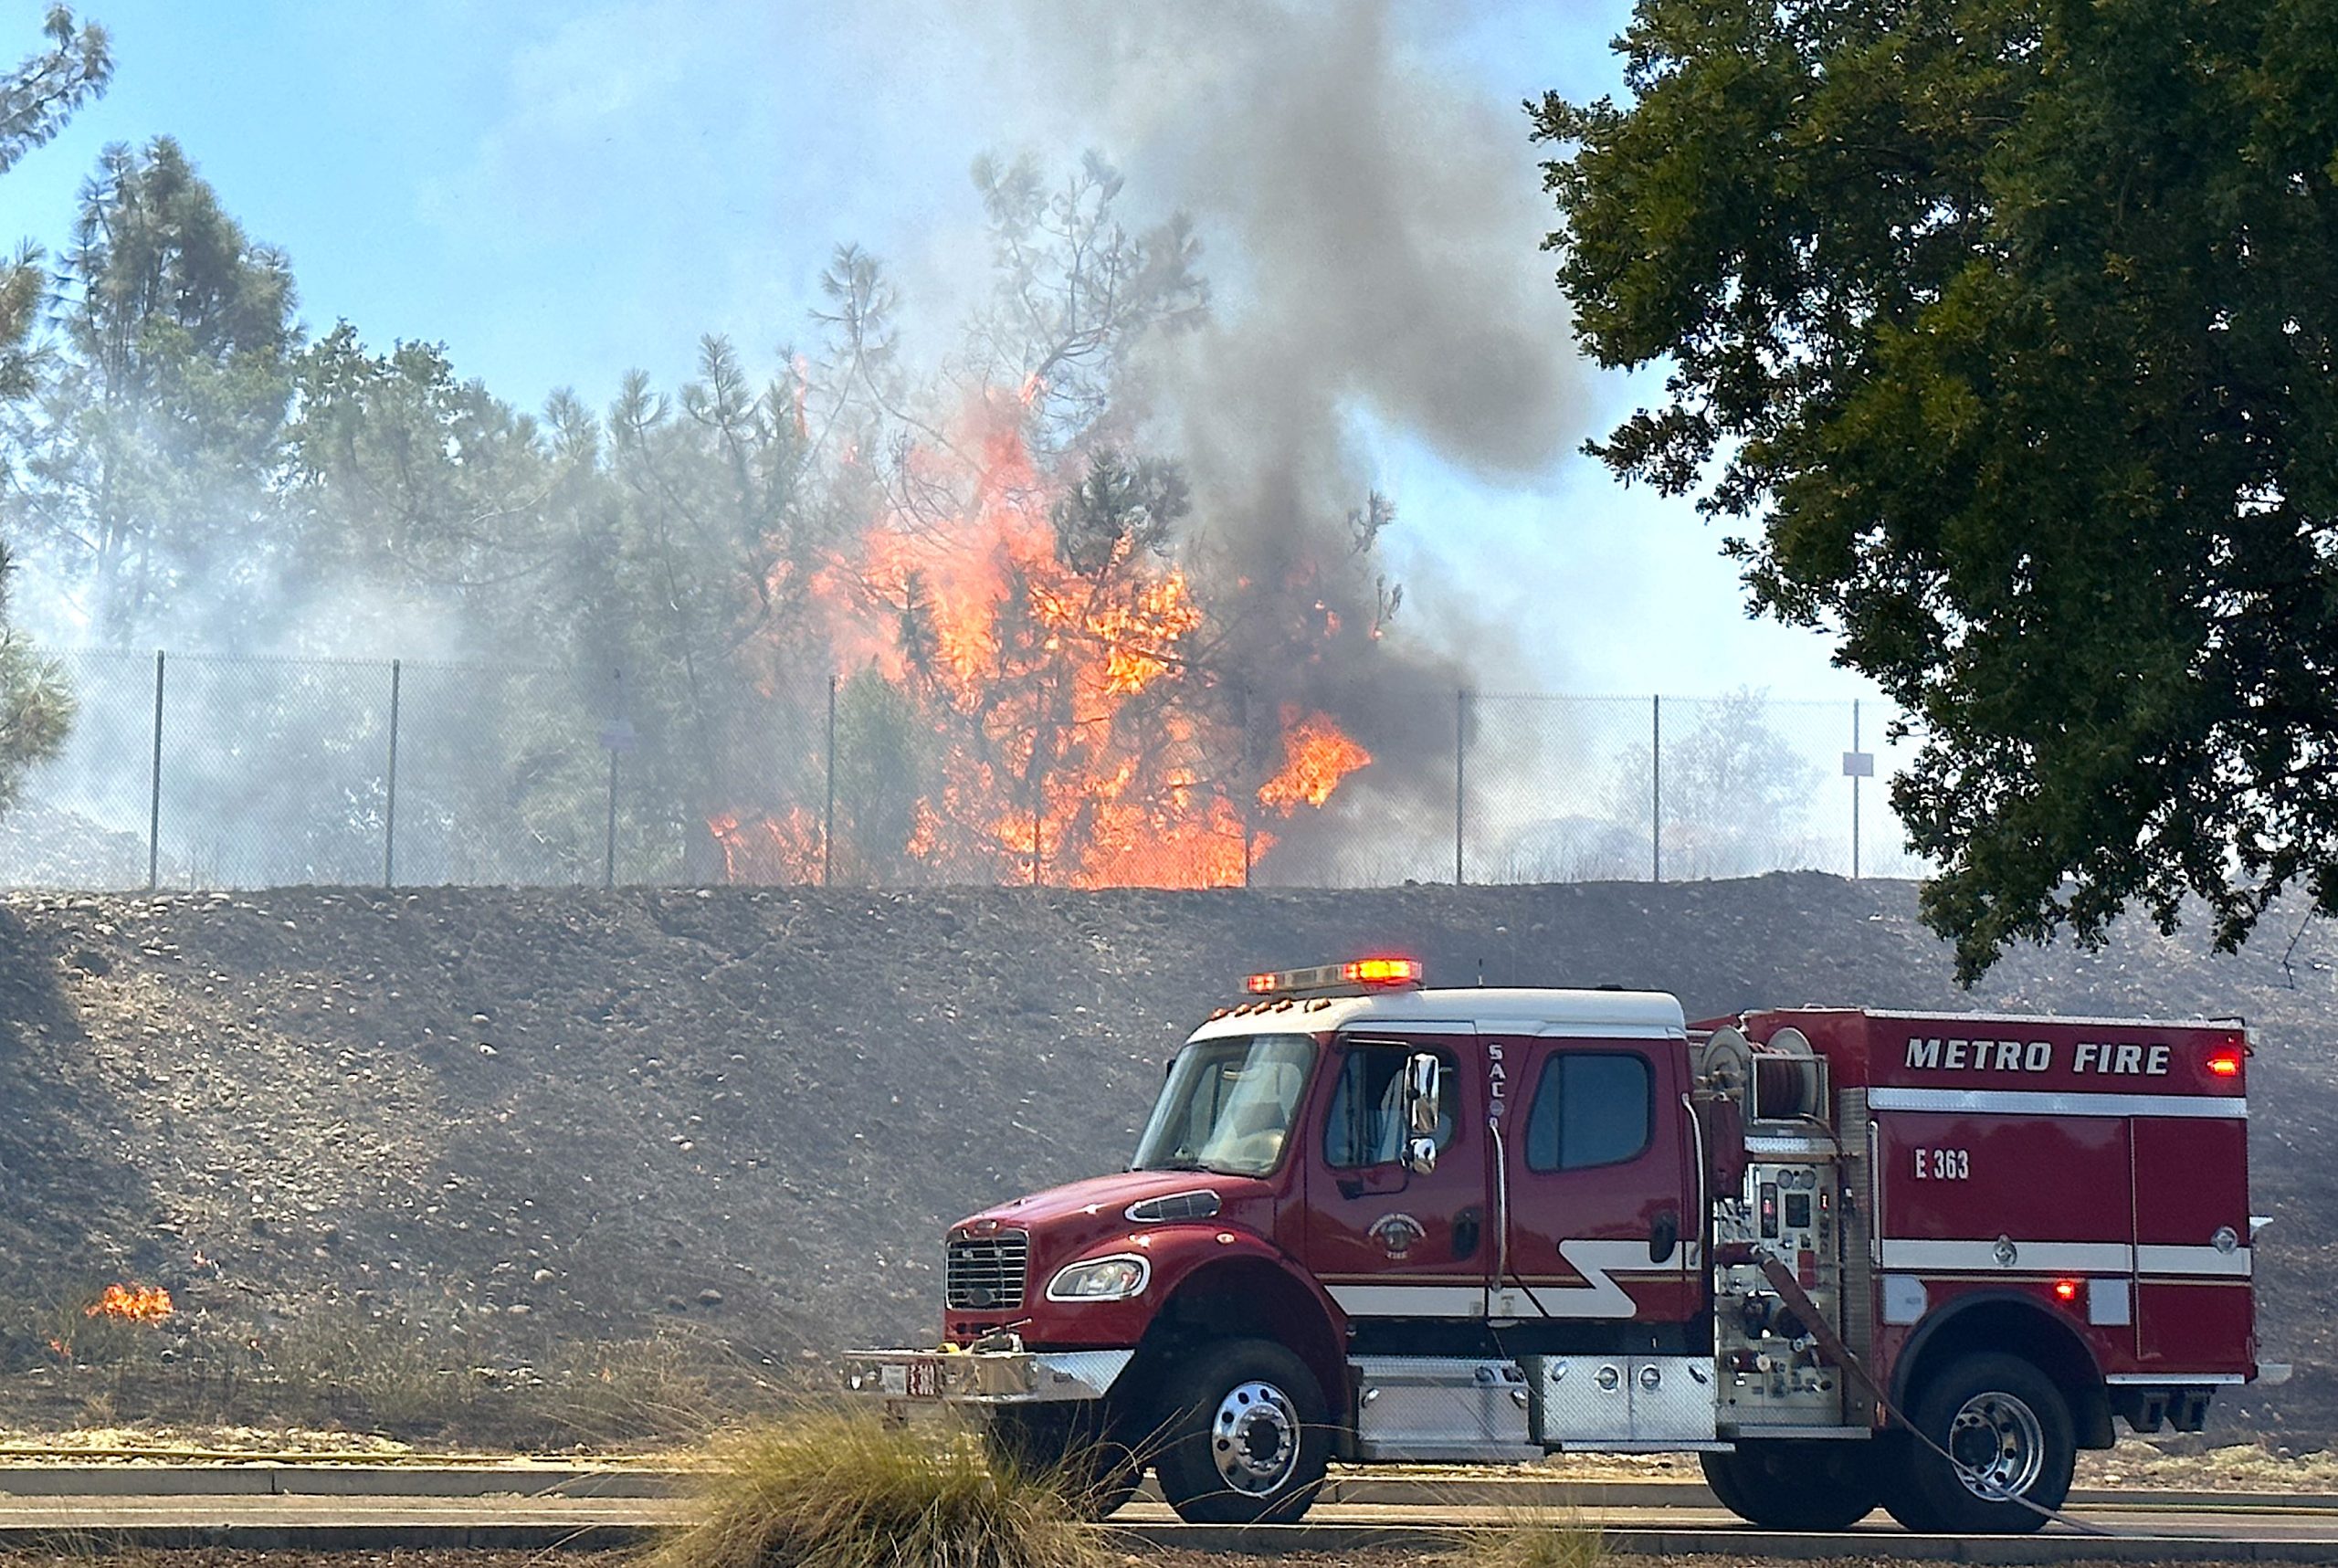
[0,875,2328,1449]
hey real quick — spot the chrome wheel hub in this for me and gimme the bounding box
[1947,1390,2045,1501]
[1210,1379,1299,1495]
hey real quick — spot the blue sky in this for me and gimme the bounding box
[3,0,1882,704]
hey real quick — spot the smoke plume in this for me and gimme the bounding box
[953,1,1591,859]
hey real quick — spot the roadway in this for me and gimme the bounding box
[0,1468,2328,1560]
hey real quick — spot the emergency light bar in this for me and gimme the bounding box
[1245,957,1425,996]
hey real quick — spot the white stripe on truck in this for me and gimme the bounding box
[1866,1087,2245,1119]
[1877,1239,2250,1278]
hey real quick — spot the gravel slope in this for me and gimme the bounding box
[0,874,2328,1444]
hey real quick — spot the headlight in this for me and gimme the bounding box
[1045,1253,1151,1302]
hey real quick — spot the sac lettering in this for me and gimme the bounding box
[1901,1037,2172,1076]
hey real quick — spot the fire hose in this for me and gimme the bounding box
[1722,1244,2114,1537]
[1494,1105,2111,1537]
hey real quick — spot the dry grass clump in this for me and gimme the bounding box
[1444,1508,1605,1568]
[2079,1437,2338,1489]
[642,1408,1099,1568]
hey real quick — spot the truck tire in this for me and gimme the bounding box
[1701,1441,1880,1530]
[1151,1338,1330,1525]
[982,1404,1141,1519]
[1883,1352,2074,1534]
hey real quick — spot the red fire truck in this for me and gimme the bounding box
[847,960,2264,1533]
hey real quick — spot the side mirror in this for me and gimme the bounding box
[1406,1052,1440,1134]
[1403,1135,1439,1175]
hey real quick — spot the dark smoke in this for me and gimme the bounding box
[966,1,1591,865]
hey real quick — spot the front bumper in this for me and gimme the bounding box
[842,1346,1132,1405]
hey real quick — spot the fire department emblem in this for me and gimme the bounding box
[1368,1213,1427,1260]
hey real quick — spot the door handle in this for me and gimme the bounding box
[1453,1206,1482,1261]
[1339,1166,1406,1200]
[1649,1210,1680,1264]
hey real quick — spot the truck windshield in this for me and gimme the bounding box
[1132,1034,1316,1177]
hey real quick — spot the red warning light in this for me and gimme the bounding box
[1243,957,1426,998]
[2206,1047,2244,1079]
[2052,1279,2080,1304]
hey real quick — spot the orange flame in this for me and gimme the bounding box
[709,391,1370,888]
[86,1283,173,1323]
[710,809,825,884]
[1259,710,1374,815]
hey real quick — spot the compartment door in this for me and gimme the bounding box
[2132,1116,2252,1373]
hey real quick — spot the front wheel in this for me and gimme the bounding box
[1152,1338,1330,1524]
[1883,1352,2074,1534]
[1702,1440,1880,1530]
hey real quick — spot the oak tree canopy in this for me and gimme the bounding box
[1533,0,2338,979]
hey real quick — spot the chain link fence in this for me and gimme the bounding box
[0,650,1930,891]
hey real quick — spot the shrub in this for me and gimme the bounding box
[269,1300,469,1433]
[535,1328,725,1446]
[643,1408,1098,1568]
[1446,1509,1605,1568]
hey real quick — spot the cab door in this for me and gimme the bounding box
[1495,1031,1699,1341]
[1302,1028,1490,1323]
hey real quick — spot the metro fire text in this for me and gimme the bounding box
[1903,1037,2173,1075]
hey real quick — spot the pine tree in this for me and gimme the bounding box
[0,9,105,807]
[0,6,111,399]
[15,136,297,638]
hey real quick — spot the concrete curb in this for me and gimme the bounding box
[0,1518,2319,1560]
[1105,1521,2338,1562]
[0,1521,654,1551]
[1312,1479,2338,1514]
[0,1466,2325,1514]
[0,1466,676,1499]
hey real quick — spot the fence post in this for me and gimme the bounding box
[1238,684,1254,889]
[604,749,619,889]
[823,674,837,889]
[384,659,401,889]
[1454,689,1468,886]
[147,649,164,891]
[1850,699,1861,882]
[1651,694,1663,883]
[1030,729,1044,889]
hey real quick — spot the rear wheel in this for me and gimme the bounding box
[1152,1338,1330,1524]
[1701,1440,1880,1530]
[1882,1352,2073,1534]
[982,1403,1141,1519]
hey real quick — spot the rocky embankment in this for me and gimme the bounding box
[0,875,2329,1446]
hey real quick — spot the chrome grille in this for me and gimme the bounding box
[947,1229,1029,1310]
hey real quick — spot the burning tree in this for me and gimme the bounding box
[174,149,1402,889]
[706,155,1385,889]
